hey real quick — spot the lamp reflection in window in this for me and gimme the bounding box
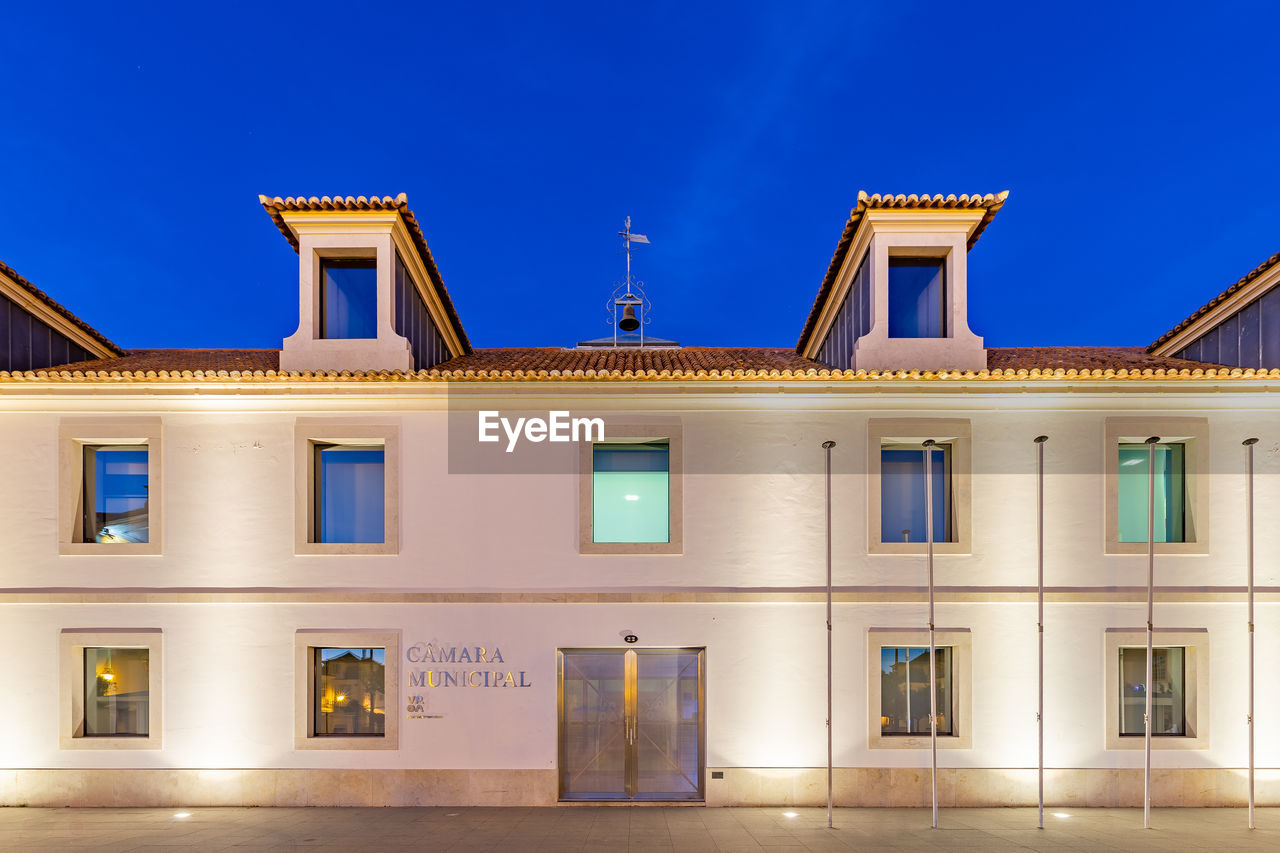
[83,647,148,736]
[313,648,385,736]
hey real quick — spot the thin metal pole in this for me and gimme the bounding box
[1144,436,1159,829]
[923,439,938,829]
[1244,437,1258,829]
[822,440,836,829]
[1034,436,1048,829]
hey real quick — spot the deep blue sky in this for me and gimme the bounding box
[2,2,1278,352]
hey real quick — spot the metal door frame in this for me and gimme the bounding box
[557,647,705,802]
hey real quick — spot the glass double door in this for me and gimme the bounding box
[558,648,705,801]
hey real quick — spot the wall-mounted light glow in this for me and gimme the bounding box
[336,693,347,704]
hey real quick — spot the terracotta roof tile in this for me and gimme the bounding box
[10,344,1258,383]
[1149,249,1280,351]
[257,194,472,354]
[986,346,1227,372]
[49,349,281,373]
[796,192,1009,354]
[0,259,123,355]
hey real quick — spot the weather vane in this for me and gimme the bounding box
[607,216,652,346]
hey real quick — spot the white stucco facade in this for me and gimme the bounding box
[1,381,1277,807]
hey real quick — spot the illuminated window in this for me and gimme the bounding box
[82,445,149,544]
[1118,443,1185,542]
[320,259,377,339]
[1104,418,1205,555]
[60,629,162,749]
[879,647,952,736]
[314,444,385,544]
[592,442,669,543]
[313,647,386,737]
[880,443,953,544]
[83,648,149,737]
[1118,647,1186,736]
[888,258,945,338]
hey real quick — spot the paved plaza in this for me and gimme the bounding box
[0,806,1276,852]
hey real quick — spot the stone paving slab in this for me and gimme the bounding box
[0,807,1276,852]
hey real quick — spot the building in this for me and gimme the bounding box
[0,191,1277,808]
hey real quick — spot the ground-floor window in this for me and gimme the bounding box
[59,628,163,749]
[879,646,952,736]
[294,630,400,750]
[313,647,386,736]
[83,647,150,737]
[1118,646,1186,736]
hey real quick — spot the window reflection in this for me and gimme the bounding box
[314,648,385,736]
[1118,443,1186,542]
[881,444,952,543]
[83,446,149,543]
[83,647,149,736]
[1119,647,1185,736]
[880,646,952,736]
[315,445,385,543]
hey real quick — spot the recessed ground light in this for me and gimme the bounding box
[173,812,191,819]
[447,813,459,817]
[783,811,798,818]
[1052,812,1071,818]
[624,494,640,501]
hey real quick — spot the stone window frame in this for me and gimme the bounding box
[867,418,972,555]
[867,627,973,750]
[58,418,163,556]
[1104,417,1209,555]
[294,419,400,556]
[294,629,400,751]
[578,422,683,555]
[1104,628,1208,751]
[59,628,163,750]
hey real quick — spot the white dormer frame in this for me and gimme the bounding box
[804,208,987,372]
[278,210,464,373]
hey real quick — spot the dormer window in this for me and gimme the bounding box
[888,257,945,338]
[320,259,377,339]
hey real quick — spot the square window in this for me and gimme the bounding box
[1117,443,1185,543]
[1104,629,1206,749]
[59,419,162,555]
[314,444,385,544]
[879,646,952,736]
[320,258,377,339]
[313,647,386,737]
[867,629,971,749]
[880,443,953,544]
[83,647,150,737]
[888,258,945,338]
[868,419,970,555]
[82,445,150,544]
[294,421,399,556]
[1104,418,1206,555]
[295,630,399,750]
[60,629,162,749]
[578,423,683,555]
[592,442,669,543]
[1118,646,1186,736]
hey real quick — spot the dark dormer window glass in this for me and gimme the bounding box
[320,259,377,339]
[888,258,945,338]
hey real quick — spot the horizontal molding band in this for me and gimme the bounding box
[1,586,1279,604]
